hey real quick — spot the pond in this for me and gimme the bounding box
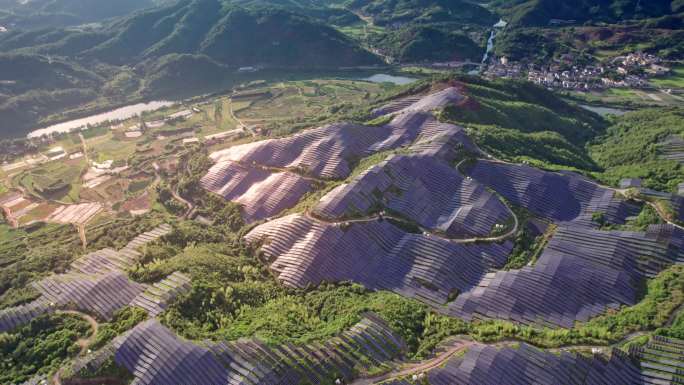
[28,100,176,138]
[361,74,417,85]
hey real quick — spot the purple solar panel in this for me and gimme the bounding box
[33,271,146,320]
[0,225,176,331]
[371,87,464,117]
[314,153,512,238]
[245,214,512,308]
[469,160,640,227]
[383,343,643,385]
[113,320,230,385]
[208,107,467,180]
[200,161,314,222]
[110,314,407,384]
[447,224,684,327]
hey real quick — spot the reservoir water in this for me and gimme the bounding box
[28,100,175,138]
[362,74,417,85]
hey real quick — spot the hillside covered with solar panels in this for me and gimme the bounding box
[2,74,684,385]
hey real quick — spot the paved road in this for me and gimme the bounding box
[351,340,474,385]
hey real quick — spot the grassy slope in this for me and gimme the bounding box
[436,75,682,192]
[492,0,681,27]
[589,108,684,192]
[440,76,603,170]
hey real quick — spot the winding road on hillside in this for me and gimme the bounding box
[153,161,195,219]
[52,310,99,385]
[353,325,670,385]
[235,155,521,244]
[479,148,683,230]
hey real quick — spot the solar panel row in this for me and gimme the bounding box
[108,313,406,385]
[384,343,642,385]
[246,214,512,308]
[0,224,180,331]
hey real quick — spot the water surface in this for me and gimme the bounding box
[28,101,175,138]
[362,74,417,85]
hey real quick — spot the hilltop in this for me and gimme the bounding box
[0,0,161,29]
[0,0,382,137]
[346,0,497,26]
[0,67,683,384]
[491,0,684,27]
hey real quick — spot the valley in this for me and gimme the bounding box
[0,1,683,385]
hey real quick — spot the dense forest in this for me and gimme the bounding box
[490,0,684,26]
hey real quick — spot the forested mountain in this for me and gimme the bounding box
[491,0,684,26]
[369,25,483,62]
[0,0,386,137]
[0,0,162,29]
[0,0,378,68]
[347,0,497,26]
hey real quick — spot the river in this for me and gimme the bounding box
[476,19,508,73]
[361,74,417,85]
[28,100,175,139]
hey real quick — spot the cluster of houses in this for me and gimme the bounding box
[484,52,672,91]
[122,108,199,138]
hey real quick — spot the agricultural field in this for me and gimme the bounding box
[651,65,684,89]
[14,158,87,203]
[565,87,683,108]
[3,73,683,385]
[233,79,391,129]
[0,77,404,230]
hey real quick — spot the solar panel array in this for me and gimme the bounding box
[639,188,684,223]
[384,343,642,385]
[631,335,684,384]
[0,298,53,333]
[659,135,684,164]
[0,225,182,331]
[111,313,406,385]
[370,87,463,118]
[245,214,512,307]
[203,90,477,221]
[34,271,147,320]
[114,320,230,385]
[447,224,684,327]
[200,161,314,222]
[370,95,423,117]
[469,160,640,227]
[208,110,465,180]
[129,272,191,316]
[314,154,512,238]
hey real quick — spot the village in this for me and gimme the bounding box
[484,51,678,92]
